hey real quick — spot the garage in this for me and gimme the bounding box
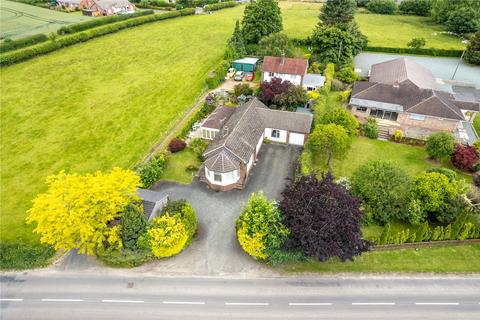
[289,132,305,146]
[232,57,259,72]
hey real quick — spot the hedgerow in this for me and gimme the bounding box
[204,1,237,11]
[365,46,463,57]
[0,34,48,53]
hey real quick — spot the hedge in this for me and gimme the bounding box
[0,9,195,67]
[322,63,335,94]
[57,10,154,35]
[0,34,48,53]
[365,46,463,57]
[206,60,230,89]
[178,101,216,139]
[204,1,237,11]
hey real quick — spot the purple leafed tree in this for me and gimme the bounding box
[258,77,292,106]
[279,173,371,261]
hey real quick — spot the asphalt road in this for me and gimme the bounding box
[1,273,479,319]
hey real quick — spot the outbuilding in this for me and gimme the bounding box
[232,57,259,72]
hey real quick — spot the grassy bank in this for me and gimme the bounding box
[282,244,480,273]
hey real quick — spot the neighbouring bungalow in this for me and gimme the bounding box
[262,55,325,91]
[232,57,259,72]
[138,188,169,222]
[349,58,479,144]
[81,0,135,16]
[199,98,312,192]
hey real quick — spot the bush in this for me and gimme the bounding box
[330,79,344,91]
[445,7,480,35]
[206,60,230,89]
[136,153,167,188]
[399,0,432,16]
[426,167,457,182]
[465,32,480,65]
[0,9,195,67]
[0,243,55,270]
[178,99,216,139]
[204,1,237,11]
[407,37,426,49]
[365,46,463,57]
[121,203,148,251]
[322,63,335,93]
[162,199,198,243]
[319,107,359,137]
[272,85,309,111]
[189,138,209,160]
[57,10,154,34]
[363,117,378,139]
[393,129,403,142]
[367,0,397,14]
[335,66,360,84]
[474,172,480,187]
[96,247,152,268]
[351,160,412,224]
[0,34,48,53]
[259,77,292,106]
[168,138,187,153]
[425,132,455,159]
[233,83,253,97]
[451,144,479,172]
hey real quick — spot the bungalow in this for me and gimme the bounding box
[81,0,135,16]
[200,98,312,192]
[349,58,479,144]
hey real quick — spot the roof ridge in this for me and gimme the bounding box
[433,91,464,119]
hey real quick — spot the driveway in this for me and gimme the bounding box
[134,143,300,276]
[355,52,480,88]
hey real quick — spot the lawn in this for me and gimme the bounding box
[280,2,465,50]
[160,149,201,184]
[329,136,471,181]
[0,0,90,39]
[282,244,480,273]
[0,5,244,265]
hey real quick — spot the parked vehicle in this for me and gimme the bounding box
[245,72,254,81]
[234,71,245,81]
[225,68,236,79]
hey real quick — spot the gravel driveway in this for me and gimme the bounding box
[134,143,301,277]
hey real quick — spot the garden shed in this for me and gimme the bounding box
[232,57,259,72]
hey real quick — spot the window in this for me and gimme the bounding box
[356,106,367,112]
[271,129,280,138]
[409,113,425,121]
[269,72,274,77]
[202,129,216,140]
[214,173,222,182]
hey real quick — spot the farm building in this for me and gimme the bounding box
[232,57,259,72]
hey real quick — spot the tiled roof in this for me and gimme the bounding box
[202,106,236,130]
[204,149,240,172]
[262,56,308,76]
[256,108,312,133]
[370,58,437,90]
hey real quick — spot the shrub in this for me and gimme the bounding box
[445,7,480,35]
[168,138,187,153]
[162,199,198,242]
[188,138,209,161]
[323,63,335,93]
[236,192,289,260]
[258,77,292,106]
[426,167,457,182]
[57,10,154,34]
[330,79,344,91]
[474,172,480,187]
[136,153,167,188]
[204,1,237,11]
[178,100,216,139]
[335,66,360,84]
[272,85,308,111]
[451,144,479,172]
[0,34,48,53]
[206,60,230,89]
[0,9,195,67]
[399,0,432,16]
[233,83,253,97]
[96,247,152,268]
[393,129,403,142]
[0,243,55,270]
[351,160,412,224]
[367,0,397,14]
[465,32,480,65]
[121,203,148,251]
[407,37,426,49]
[363,117,378,139]
[319,107,359,137]
[139,215,189,258]
[425,131,455,159]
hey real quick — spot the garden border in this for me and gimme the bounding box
[373,238,480,251]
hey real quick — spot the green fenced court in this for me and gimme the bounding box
[0,0,90,40]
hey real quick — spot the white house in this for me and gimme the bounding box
[200,98,312,191]
[262,55,308,86]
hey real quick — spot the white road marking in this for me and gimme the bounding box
[288,302,333,306]
[0,299,23,302]
[162,301,205,305]
[352,302,396,306]
[415,302,459,306]
[41,299,83,302]
[225,302,269,306]
[101,299,144,304]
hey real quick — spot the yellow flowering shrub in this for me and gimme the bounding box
[147,215,188,258]
[236,226,267,260]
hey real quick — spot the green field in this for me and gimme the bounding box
[280,1,465,50]
[0,6,244,255]
[282,244,480,273]
[0,0,90,39]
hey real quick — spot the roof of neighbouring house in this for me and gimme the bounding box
[262,56,308,76]
[93,0,133,10]
[203,98,313,172]
[201,106,236,130]
[369,58,437,90]
[303,73,325,88]
[233,57,259,65]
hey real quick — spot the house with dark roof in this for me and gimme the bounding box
[350,58,479,143]
[137,188,169,221]
[200,98,312,191]
[200,106,236,140]
[81,0,135,16]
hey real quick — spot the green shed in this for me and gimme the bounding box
[232,58,259,72]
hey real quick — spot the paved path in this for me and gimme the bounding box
[355,52,480,88]
[1,273,479,319]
